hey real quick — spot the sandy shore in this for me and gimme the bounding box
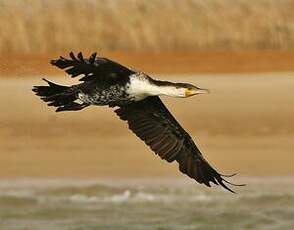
[1,51,294,77]
[0,73,293,178]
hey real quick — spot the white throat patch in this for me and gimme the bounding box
[126,73,155,101]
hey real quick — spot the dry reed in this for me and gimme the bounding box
[1,0,294,54]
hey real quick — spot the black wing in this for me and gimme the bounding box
[51,52,135,82]
[115,96,241,193]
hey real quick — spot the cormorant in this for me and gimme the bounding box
[33,52,242,193]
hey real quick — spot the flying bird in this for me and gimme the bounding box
[32,52,242,192]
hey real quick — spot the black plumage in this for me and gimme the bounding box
[51,52,134,83]
[115,96,239,192]
[32,52,243,193]
[33,52,136,110]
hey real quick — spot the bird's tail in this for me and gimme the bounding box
[32,78,88,112]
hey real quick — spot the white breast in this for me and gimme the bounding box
[126,73,158,101]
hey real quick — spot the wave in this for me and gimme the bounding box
[66,191,214,204]
[1,178,294,230]
[0,185,216,206]
[0,177,294,205]
[0,190,215,205]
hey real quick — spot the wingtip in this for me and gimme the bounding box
[42,78,51,85]
[69,51,76,60]
[217,173,246,193]
[223,178,246,187]
[32,86,38,92]
[89,52,97,63]
[217,179,236,193]
[220,173,237,177]
[50,59,56,65]
[77,52,84,61]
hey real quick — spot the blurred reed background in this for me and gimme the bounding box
[1,0,294,54]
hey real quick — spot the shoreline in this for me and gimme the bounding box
[1,50,294,77]
[1,74,294,178]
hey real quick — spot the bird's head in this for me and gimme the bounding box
[174,83,210,98]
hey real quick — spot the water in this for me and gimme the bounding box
[0,178,293,230]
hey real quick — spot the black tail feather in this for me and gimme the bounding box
[56,103,89,112]
[32,78,88,112]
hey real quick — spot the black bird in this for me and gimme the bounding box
[33,52,242,193]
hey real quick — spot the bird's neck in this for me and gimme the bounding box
[127,74,181,100]
[149,84,180,97]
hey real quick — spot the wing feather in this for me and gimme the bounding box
[51,52,135,82]
[115,96,241,193]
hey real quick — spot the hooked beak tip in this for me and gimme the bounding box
[196,88,210,94]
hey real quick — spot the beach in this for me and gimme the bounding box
[1,73,293,178]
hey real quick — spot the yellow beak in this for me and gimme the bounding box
[185,88,210,97]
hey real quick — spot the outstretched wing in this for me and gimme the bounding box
[51,52,135,82]
[115,96,241,192]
